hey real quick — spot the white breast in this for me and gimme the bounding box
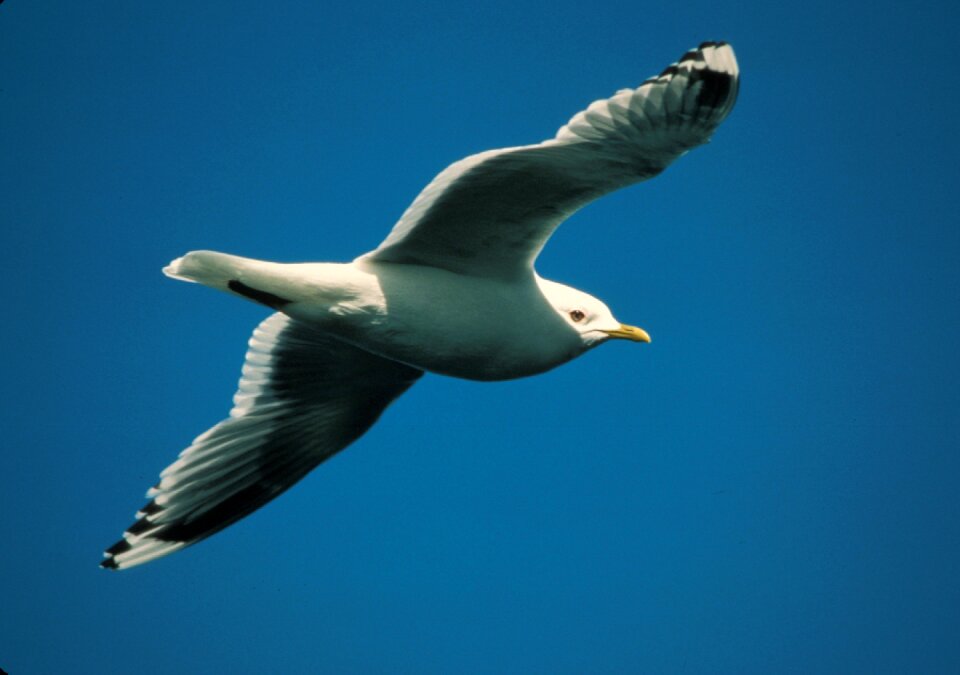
[286,261,585,381]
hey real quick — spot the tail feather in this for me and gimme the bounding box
[163,250,247,289]
[163,250,296,308]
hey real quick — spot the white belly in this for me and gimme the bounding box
[285,261,585,381]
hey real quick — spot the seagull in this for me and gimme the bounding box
[101,41,739,570]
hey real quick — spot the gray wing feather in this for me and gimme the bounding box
[101,313,422,570]
[362,42,739,280]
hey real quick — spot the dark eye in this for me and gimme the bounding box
[569,309,586,323]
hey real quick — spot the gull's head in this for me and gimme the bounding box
[538,278,651,348]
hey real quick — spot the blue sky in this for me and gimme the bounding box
[2,1,959,672]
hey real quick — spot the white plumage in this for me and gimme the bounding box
[102,42,739,569]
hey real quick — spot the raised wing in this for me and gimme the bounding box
[101,313,422,570]
[361,42,739,281]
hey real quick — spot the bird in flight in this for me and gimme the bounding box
[101,41,739,569]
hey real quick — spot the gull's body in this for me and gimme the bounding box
[174,255,592,380]
[102,42,739,569]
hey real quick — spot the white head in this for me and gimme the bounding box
[537,278,651,348]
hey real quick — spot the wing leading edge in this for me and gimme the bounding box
[363,42,739,281]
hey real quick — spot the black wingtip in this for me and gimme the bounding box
[101,537,132,569]
[105,539,132,556]
[126,517,154,536]
[138,501,162,517]
[660,64,680,77]
[696,66,735,110]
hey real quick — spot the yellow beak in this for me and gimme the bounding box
[602,324,652,343]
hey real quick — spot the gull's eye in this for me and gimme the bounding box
[569,309,586,323]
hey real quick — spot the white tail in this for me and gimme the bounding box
[162,250,354,311]
[163,250,250,290]
[164,250,303,309]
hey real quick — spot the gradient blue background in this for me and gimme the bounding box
[2,1,959,673]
